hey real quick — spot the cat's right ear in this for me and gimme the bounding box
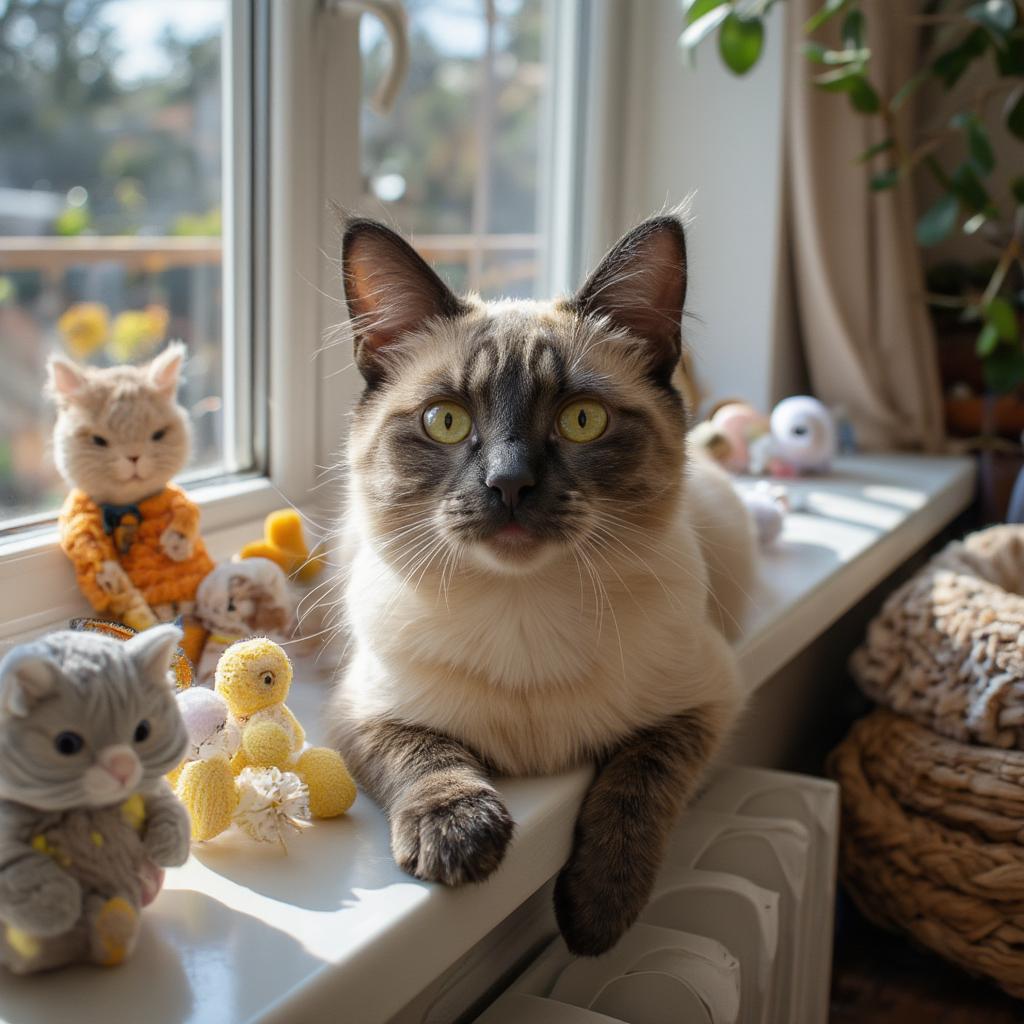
[46,355,89,406]
[0,650,57,719]
[342,218,466,386]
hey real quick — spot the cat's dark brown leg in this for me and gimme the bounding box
[554,704,725,957]
[337,717,514,886]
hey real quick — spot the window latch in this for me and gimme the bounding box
[326,0,409,115]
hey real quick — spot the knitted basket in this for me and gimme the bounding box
[829,710,1024,997]
[851,524,1024,749]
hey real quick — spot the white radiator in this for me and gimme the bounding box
[475,767,839,1024]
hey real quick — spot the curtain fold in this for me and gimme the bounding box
[785,0,946,452]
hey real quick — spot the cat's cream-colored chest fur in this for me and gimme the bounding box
[333,455,752,776]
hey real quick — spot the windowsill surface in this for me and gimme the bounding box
[0,453,975,1024]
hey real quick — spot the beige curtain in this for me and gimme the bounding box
[785,0,945,452]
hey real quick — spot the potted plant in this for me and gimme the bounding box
[682,0,1024,510]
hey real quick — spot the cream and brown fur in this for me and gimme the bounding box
[328,217,755,955]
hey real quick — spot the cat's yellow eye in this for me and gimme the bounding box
[557,400,608,443]
[423,401,472,444]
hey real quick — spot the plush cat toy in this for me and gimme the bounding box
[46,343,214,664]
[0,624,191,973]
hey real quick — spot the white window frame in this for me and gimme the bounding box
[0,0,621,639]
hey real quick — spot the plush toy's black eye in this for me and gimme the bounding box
[134,720,151,743]
[226,598,236,613]
[91,435,108,447]
[262,673,274,687]
[151,428,166,441]
[55,731,84,756]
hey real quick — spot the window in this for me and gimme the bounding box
[0,0,256,532]
[358,0,550,300]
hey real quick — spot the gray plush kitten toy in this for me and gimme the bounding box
[0,624,190,973]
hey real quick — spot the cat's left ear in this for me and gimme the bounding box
[147,342,186,400]
[567,216,687,383]
[125,624,183,686]
[0,649,58,719]
[342,218,467,385]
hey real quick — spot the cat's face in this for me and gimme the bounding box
[47,343,191,506]
[0,625,189,811]
[342,217,689,578]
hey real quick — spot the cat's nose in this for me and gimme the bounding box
[127,454,140,463]
[486,447,535,511]
[98,745,141,786]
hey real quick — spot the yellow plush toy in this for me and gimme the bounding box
[239,509,326,584]
[172,639,355,842]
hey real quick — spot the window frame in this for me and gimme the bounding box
[0,0,621,636]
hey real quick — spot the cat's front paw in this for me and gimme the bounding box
[554,851,648,957]
[160,527,193,562]
[143,803,192,867]
[391,785,513,886]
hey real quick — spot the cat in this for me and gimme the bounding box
[46,343,214,661]
[0,624,191,972]
[327,215,757,956]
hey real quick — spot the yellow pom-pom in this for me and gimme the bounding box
[176,756,238,842]
[241,721,292,769]
[296,747,356,819]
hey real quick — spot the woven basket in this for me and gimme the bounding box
[850,524,1024,749]
[829,710,1024,997]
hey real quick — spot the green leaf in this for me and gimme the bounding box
[857,138,894,163]
[916,193,960,246]
[1007,87,1024,141]
[983,344,1024,394]
[953,113,995,174]
[977,321,1001,356]
[891,69,928,112]
[966,0,1017,35]
[1012,176,1024,206]
[848,75,880,113]
[804,41,828,63]
[718,13,764,74]
[679,5,731,62]
[684,0,729,24]
[951,163,991,212]
[841,9,864,48]
[805,0,848,34]
[986,297,1020,342]
[931,28,988,87]
[996,30,1024,73]
[870,169,900,191]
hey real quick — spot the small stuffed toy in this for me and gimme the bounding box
[171,640,355,843]
[46,343,214,664]
[193,558,297,686]
[240,509,326,583]
[0,625,190,973]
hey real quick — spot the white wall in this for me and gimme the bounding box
[617,0,793,413]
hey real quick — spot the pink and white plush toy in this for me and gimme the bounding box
[748,396,836,477]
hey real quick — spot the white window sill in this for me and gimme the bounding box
[0,454,975,1024]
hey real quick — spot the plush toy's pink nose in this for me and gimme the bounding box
[99,746,141,786]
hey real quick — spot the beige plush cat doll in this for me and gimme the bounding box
[46,343,213,664]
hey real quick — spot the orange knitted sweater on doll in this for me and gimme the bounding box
[60,484,214,618]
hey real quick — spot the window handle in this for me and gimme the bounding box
[328,0,409,115]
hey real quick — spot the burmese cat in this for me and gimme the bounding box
[328,216,756,955]
[46,344,214,653]
[0,625,190,972]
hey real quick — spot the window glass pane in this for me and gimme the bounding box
[0,0,234,527]
[360,0,546,299]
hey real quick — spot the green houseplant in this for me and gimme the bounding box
[680,0,1024,397]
